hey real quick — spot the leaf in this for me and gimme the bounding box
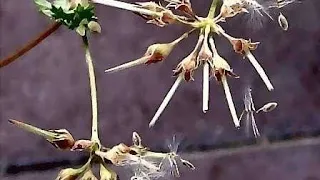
[34,0,52,10]
[53,0,71,11]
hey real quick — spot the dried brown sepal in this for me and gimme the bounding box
[135,2,176,27]
[145,10,177,27]
[71,139,94,151]
[173,52,199,81]
[96,143,131,165]
[165,0,196,19]
[220,1,248,19]
[212,54,238,81]
[230,38,260,56]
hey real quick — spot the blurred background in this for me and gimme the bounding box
[1,0,320,179]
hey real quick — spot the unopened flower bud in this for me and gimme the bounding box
[88,21,101,33]
[100,163,118,180]
[80,169,97,180]
[56,168,83,180]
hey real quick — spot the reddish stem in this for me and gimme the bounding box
[0,22,62,68]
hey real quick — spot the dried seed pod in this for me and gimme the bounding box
[9,119,75,150]
[105,32,189,73]
[278,12,288,31]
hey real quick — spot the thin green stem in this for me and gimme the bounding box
[207,0,220,19]
[82,35,100,145]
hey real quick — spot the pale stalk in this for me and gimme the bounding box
[202,62,210,113]
[105,56,150,73]
[221,75,240,127]
[82,36,100,144]
[207,0,220,19]
[92,0,160,17]
[149,75,183,127]
[246,51,274,91]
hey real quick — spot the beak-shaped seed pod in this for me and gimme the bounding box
[9,119,75,150]
[149,75,183,127]
[105,32,188,73]
[212,54,240,128]
[100,163,118,180]
[223,34,274,91]
[55,167,84,180]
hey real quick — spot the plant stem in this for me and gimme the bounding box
[82,35,100,144]
[0,22,61,68]
[207,0,220,19]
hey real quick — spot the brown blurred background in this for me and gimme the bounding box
[1,0,320,179]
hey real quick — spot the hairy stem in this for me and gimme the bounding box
[207,0,220,19]
[0,22,61,68]
[82,35,100,144]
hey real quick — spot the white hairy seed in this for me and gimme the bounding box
[278,12,288,31]
[256,102,278,113]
